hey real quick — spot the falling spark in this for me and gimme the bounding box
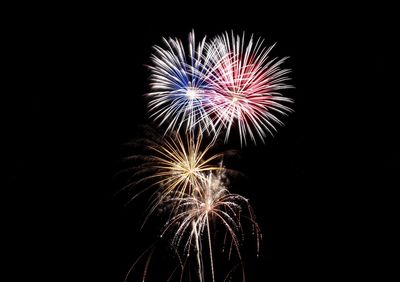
[161,171,261,282]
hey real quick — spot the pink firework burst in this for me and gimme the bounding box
[205,32,294,145]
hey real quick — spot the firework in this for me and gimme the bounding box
[161,171,261,282]
[147,31,216,134]
[124,129,224,224]
[205,31,294,145]
[123,30,294,281]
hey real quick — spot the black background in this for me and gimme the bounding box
[6,4,395,282]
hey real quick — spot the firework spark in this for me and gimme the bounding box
[147,31,216,134]
[161,171,261,282]
[205,31,294,145]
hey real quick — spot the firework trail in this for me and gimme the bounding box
[205,31,293,145]
[147,31,216,134]
[161,171,261,282]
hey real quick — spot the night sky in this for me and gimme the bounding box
[6,5,394,282]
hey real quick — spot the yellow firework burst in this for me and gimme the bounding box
[146,132,223,196]
[124,129,224,223]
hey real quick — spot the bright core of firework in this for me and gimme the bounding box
[186,87,201,100]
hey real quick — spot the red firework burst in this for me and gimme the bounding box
[205,32,294,145]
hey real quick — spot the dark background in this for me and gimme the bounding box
[6,4,395,282]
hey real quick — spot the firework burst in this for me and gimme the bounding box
[123,129,225,225]
[147,31,216,134]
[205,31,294,145]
